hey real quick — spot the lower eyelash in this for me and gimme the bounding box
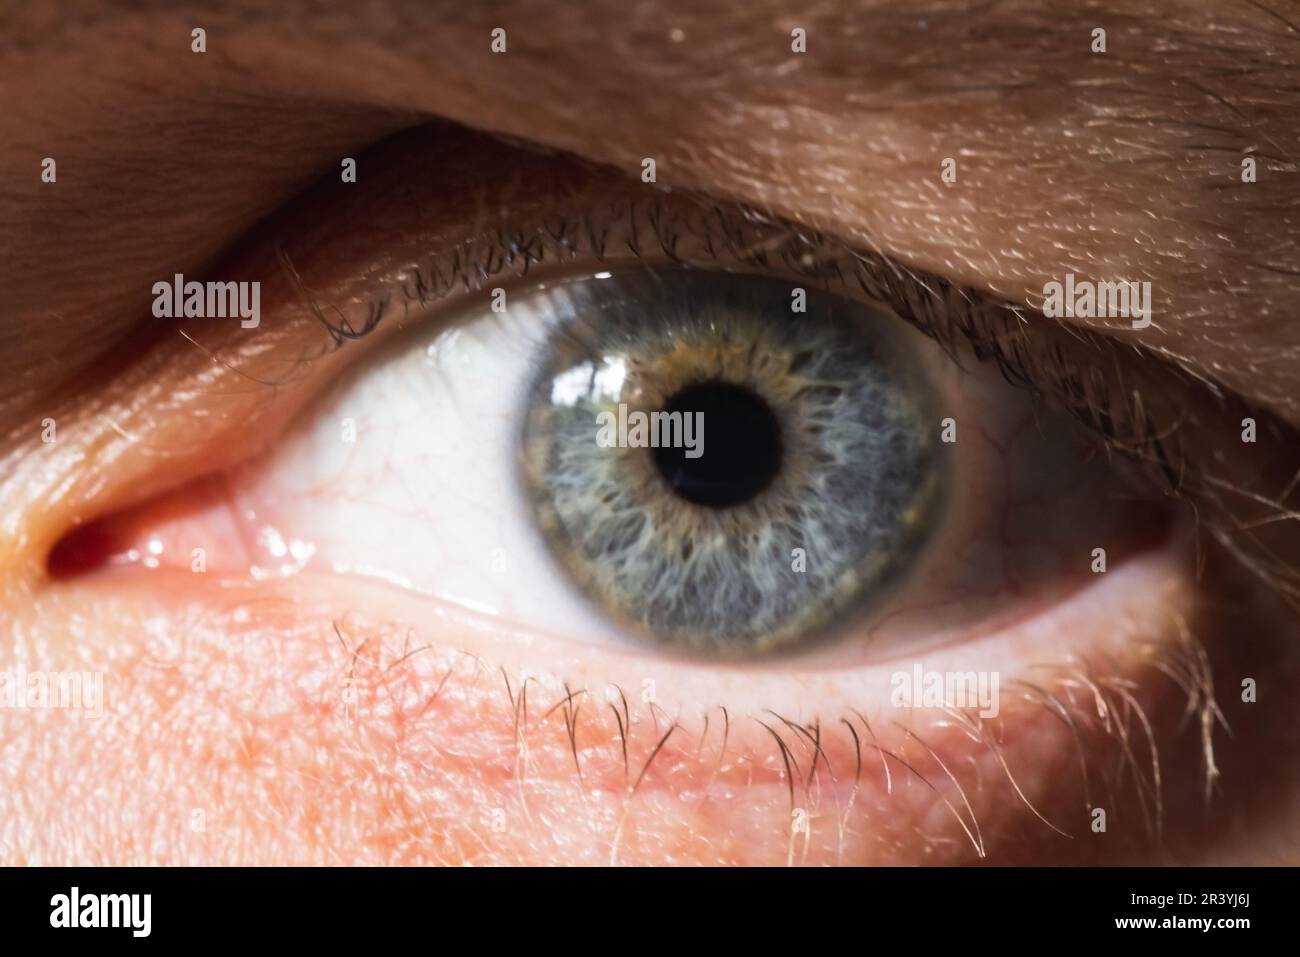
[752,637,1220,862]
[326,612,1228,864]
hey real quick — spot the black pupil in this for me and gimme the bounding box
[653,381,782,508]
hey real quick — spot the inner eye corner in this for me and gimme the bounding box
[45,519,114,582]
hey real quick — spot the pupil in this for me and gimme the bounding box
[653,381,782,507]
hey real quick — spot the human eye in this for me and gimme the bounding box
[64,200,1174,672]
[7,5,1300,871]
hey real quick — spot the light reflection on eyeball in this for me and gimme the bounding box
[520,271,948,657]
[116,265,1168,667]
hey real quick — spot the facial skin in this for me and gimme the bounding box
[2,1,1299,864]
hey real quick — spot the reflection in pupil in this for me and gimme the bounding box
[652,380,781,508]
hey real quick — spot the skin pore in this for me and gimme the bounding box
[2,1,1299,864]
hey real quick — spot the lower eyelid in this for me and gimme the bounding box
[29,529,1227,864]
[18,318,1270,862]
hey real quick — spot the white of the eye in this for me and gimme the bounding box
[228,285,622,644]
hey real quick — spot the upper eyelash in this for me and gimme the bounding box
[279,183,1300,608]
[305,190,1172,462]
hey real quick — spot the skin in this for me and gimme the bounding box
[1,1,1299,865]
